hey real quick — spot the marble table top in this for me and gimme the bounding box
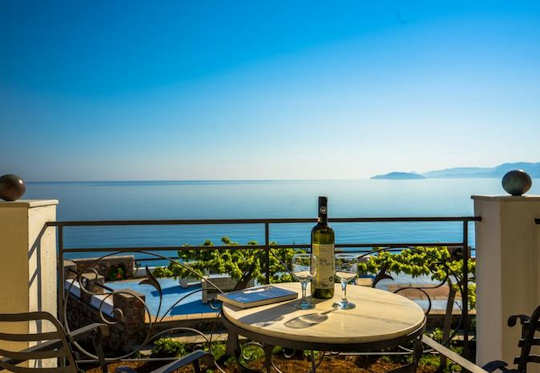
[222,282,425,344]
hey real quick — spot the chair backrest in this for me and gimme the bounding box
[0,311,77,373]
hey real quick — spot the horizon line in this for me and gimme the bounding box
[25,178,372,183]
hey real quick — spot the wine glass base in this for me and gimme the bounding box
[296,300,315,310]
[333,300,355,310]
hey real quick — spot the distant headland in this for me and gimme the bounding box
[371,162,540,179]
[371,172,426,180]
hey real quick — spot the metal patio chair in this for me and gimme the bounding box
[482,305,540,373]
[0,311,210,373]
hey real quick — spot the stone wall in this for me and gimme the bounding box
[66,287,222,356]
[66,288,147,354]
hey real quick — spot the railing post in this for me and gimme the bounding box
[462,220,470,358]
[472,196,540,366]
[58,225,64,322]
[265,223,270,284]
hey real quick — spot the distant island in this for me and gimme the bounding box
[371,172,426,180]
[371,162,540,179]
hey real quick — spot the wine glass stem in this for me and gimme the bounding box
[301,280,308,301]
[341,280,347,302]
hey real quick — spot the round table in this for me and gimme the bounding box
[221,282,426,372]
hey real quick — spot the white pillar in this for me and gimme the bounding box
[472,195,540,368]
[0,200,58,352]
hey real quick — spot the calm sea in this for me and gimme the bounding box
[25,178,540,261]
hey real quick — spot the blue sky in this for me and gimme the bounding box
[1,1,540,181]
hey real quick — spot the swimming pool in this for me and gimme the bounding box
[105,278,217,317]
[104,276,460,317]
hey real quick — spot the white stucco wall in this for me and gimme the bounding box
[0,200,58,356]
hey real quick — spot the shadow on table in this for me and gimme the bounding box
[284,302,338,329]
[236,297,337,329]
[285,312,328,329]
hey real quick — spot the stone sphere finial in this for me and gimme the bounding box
[0,174,26,201]
[502,169,532,196]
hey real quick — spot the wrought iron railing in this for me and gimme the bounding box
[45,215,480,370]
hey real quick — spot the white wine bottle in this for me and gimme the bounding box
[311,196,335,299]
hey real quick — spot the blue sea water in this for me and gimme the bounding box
[25,178,540,262]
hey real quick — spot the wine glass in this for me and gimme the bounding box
[333,254,357,310]
[291,253,317,310]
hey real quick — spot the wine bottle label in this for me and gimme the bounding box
[312,243,335,289]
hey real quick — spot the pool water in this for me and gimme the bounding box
[106,276,461,317]
[106,278,217,317]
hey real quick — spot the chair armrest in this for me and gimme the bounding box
[150,350,210,373]
[482,360,516,373]
[508,314,530,327]
[1,323,108,366]
[0,339,62,366]
[422,335,489,373]
[67,323,109,340]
